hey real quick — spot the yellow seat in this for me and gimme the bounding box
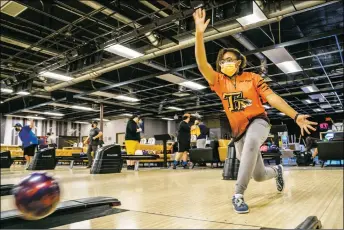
[218,139,230,147]
[218,139,231,162]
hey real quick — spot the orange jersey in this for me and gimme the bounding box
[210,72,274,140]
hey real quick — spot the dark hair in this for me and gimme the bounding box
[47,132,51,136]
[182,115,189,120]
[216,48,247,75]
[92,121,98,125]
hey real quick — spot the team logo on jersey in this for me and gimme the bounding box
[223,92,252,112]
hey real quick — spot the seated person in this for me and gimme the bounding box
[305,136,319,166]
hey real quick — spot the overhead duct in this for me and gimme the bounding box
[0,36,59,56]
[232,33,267,75]
[44,1,331,93]
[79,0,158,46]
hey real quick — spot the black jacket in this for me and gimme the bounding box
[125,119,140,141]
[177,121,191,142]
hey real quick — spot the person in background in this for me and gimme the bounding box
[125,114,142,170]
[190,119,201,147]
[194,8,317,214]
[195,119,208,148]
[47,132,57,147]
[83,121,103,168]
[14,121,38,169]
[173,113,191,169]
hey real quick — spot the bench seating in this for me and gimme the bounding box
[317,140,344,167]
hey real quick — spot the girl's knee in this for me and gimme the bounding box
[253,173,266,182]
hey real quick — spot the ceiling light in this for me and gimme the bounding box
[172,92,190,97]
[73,121,90,124]
[157,74,184,84]
[71,105,96,111]
[1,1,27,17]
[335,110,343,113]
[104,44,143,59]
[43,112,64,116]
[179,81,206,90]
[1,88,13,93]
[236,1,267,26]
[313,108,323,112]
[115,95,140,102]
[301,85,319,93]
[276,61,302,74]
[6,114,46,120]
[93,118,110,122]
[167,106,184,111]
[263,48,302,74]
[320,104,332,109]
[263,105,270,109]
[278,113,285,116]
[39,71,73,81]
[303,99,314,104]
[0,101,3,104]
[25,116,45,120]
[121,113,133,117]
[161,117,174,121]
[16,91,30,95]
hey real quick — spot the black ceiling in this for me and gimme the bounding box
[0,0,343,122]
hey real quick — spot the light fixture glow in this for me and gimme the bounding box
[93,118,110,122]
[73,121,90,124]
[276,61,302,74]
[278,113,285,116]
[335,110,343,113]
[320,104,332,109]
[179,81,206,90]
[263,105,270,109]
[313,108,323,112]
[39,71,73,81]
[25,116,45,119]
[1,88,13,93]
[5,115,46,120]
[121,113,133,117]
[301,85,319,94]
[161,117,174,121]
[115,95,140,102]
[71,105,96,111]
[236,1,267,26]
[16,91,30,95]
[104,44,144,59]
[43,112,64,116]
[167,106,184,111]
[303,99,314,104]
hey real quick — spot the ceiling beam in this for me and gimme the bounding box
[243,28,343,56]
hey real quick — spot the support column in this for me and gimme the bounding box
[100,103,104,136]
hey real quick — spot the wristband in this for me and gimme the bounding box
[294,113,300,123]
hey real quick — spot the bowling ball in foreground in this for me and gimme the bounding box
[13,172,60,220]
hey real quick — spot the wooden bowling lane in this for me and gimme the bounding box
[319,179,344,229]
[1,166,343,229]
[53,211,259,229]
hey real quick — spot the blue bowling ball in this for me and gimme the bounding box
[13,172,60,220]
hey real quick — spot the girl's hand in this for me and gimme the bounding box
[193,8,210,33]
[296,115,318,136]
